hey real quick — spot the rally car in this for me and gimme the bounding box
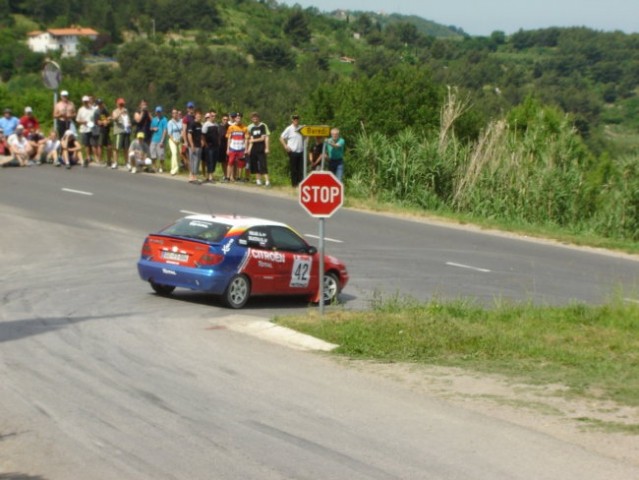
[137,214,349,308]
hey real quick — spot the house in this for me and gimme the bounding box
[27,27,98,57]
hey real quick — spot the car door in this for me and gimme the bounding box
[239,226,287,295]
[269,226,318,296]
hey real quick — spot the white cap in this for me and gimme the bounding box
[64,129,74,136]
[60,90,69,96]
[24,106,33,113]
[82,95,90,102]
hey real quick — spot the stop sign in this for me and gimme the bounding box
[299,171,344,218]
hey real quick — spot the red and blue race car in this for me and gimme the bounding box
[137,214,349,308]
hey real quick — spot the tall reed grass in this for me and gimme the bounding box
[348,92,639,241]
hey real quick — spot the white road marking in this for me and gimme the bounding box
[446,261,491,273]
[62,188,93,196]
[305,234,343,243]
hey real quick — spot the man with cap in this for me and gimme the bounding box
[111,97,131,169]
[19,107,40,136]
[60,129,83,168]
[7,125,31,166]
[76,95,96,166]
[54,90,76,139]
[0,108,19,137]
[149,106,167,173]
[128,131,152,174]
[280,114,304,187]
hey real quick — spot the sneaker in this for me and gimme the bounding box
[265,182,271,188]
[111,162,117,169]
[158,167,163,173]
[256,179,262,186]
[131,167,137,174]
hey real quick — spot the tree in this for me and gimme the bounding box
[283,9,310,47]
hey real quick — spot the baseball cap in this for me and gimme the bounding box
[16,124,24,131]
[64,129,74,136]
[117,98,126,105]
[136,132,145,139]
[155,106,163,113]
[4,108,11,114]
[24,106,33,113]
[60,90,69,96]
[82,95,90,102]
[187,101,195,108]
[96,98,103,104]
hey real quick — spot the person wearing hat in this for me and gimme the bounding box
[54,90,76,139]
[128,131,152,174]
[111,97,131,169]
[7,125,32,166]
[19,106,40,136]
[149,106,167,173]
[280,114,304,187]
[76,95,96,167]
[0,108,19,137]
[60,129,83,169]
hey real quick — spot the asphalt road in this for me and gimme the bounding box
[1,166,638,479]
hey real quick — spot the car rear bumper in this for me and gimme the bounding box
[137,259,229,294]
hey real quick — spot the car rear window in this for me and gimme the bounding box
[160,218,231,243]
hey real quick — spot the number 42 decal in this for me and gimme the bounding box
[290,256,312,287]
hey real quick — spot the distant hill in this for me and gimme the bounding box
[326,9,465,38]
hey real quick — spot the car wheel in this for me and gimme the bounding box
[323,272,340,303]
[151,282,175,296]
[223,274,251,309]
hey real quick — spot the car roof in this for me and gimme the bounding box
[184,214,288,229]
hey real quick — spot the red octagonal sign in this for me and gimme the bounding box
[299,171,344,218]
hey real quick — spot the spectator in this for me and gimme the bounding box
[247,111,271,187]
[7,125,32,166]
[43,130,61,165]
[94,98,111,166]
[60,129,83,169]
[0,108,19,137]
[309,136,326,171]
[225,112,248,183]
[128,131,151,174]
[280,114,304,187]
[0,128,17,166]
[26,128,46,164]
[187,109,203,184]
[111,98,131,169]
[150,106,167,173]
[75,95,95,166]
[326,127,346,182]
[218,113,230,181]
[19,107,40,136]
[53,90,76,139]
[202,110,220,183]
[166,108,182,176]
[134,99,152,144]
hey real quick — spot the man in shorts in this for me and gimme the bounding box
[75,95,95,166]
[225,112,248,183]
[247,112,271,187]
[150,106,167,173]
[111,98,131,169]
[95,98,111,165]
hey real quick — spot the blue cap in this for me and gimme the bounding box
[155,106,162,113]
[186,101,195,108]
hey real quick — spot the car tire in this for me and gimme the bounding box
[151,282,175,296]
[323,272,340,304]
[223,274,251,309]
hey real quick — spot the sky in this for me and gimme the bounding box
[279,0,639,36]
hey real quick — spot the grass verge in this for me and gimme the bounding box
[276,296,639,408]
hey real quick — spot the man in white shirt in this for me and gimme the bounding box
[279,114,304,187]
[75,95,96,166]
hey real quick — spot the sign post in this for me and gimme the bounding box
[299,171,344,314]
[42,60,62,133]
[299,125,330,178]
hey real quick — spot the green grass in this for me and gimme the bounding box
[277,297,639,407]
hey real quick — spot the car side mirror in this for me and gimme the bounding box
[307,246,317,255]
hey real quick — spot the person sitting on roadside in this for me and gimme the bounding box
[0,128,18,167]
[7,125,32,166]
[128,131,152,174]
[60,129,83,169]
[27,128,46,164]
[43,130,61,165]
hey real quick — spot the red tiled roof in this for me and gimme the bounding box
[47,28,98,36]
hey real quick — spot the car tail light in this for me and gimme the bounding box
[141,239,152,259]
[196,253,224,267]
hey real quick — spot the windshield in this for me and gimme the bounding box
[160,218,231,243]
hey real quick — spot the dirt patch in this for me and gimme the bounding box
[345,359,639,466]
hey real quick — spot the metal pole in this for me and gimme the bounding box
[319,218,325,315]
[53,92,58,135]
[303,137,308,179]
